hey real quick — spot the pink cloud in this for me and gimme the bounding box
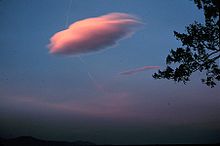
[119,66,160,75]
[8,92,138,120]
[48,13,142,55]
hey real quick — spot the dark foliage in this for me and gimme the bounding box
[153,0,220,87]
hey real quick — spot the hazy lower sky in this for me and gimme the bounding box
[0,0,220,144]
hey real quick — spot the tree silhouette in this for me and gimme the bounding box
[153,0,219,87]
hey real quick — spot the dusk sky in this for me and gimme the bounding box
[0,0,220,144]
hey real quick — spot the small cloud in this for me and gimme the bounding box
[120,66,160,75]
[48,12,142,55]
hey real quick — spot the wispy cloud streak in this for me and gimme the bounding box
[120,66,160,75]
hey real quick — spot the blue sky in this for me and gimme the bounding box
[0,0,220,144]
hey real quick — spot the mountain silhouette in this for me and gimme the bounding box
[0,136,95,146]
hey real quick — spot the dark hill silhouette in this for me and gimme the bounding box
[0,136,95,146]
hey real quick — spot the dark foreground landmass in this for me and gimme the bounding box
[0,136,96,146]
[1,136,219,145]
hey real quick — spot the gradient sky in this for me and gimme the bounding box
[0,0,220,144]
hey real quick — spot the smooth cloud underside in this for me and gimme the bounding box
[48,13,142,55]
[120,66,160,75]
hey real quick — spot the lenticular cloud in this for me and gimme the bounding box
[48,13,142,55]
